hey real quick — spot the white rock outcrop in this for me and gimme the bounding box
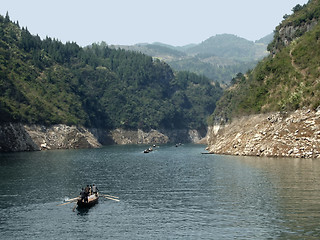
[206,109,320,158]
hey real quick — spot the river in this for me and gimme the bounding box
[0,144,320,239]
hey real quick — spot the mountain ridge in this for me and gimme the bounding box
[112,33,271,83]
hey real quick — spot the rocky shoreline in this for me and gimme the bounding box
[0,123,204,152]
[2,109,320,158]
[206,109,320,158]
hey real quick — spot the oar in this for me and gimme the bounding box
[104,196,120,202]
[65,197,79,202]
[57,197,79,206]
[103,194,119,199]
[57,201,74,206]
[100,192,119,198]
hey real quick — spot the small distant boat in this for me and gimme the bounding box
[77,193,99,208]
[144,147,153,153]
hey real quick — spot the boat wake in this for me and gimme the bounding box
[0,194,19,197]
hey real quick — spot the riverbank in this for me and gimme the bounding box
[206,109,320,158]
[0,123,204,152]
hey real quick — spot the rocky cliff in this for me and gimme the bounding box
[270,1,319,55]
[110,128,203,145]
[0,123,40,152]
[206,109,320,158]
[0,123,204,152]
[0,124,103,152]
[24,125,101,150]
[272,19,318,51]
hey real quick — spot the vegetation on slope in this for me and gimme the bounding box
[208,0,320,124]
[0,13,222,131]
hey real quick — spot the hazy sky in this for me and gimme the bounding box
[1,0,309,46]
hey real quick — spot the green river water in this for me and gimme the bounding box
[1,144,320,239]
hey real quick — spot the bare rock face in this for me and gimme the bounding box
[0,123,204,152]
[24,124,101,150]
[278,20,318,46]
[110,128,204,145]
[206,109,320,158]
[271,19,318,54]
[111,129,169,144]
[0,123,40,152]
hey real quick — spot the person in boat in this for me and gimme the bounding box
[80,188,86,202]
[84,185,90,203]
[92,184,98,196]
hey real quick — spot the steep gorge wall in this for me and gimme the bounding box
[206,109,320,158]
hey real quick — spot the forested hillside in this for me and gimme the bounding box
[209,0,320,123]
[0,13,223,131]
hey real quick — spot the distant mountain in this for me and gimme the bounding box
[255,33,274,45]
[114,34,271,83]
[118,43,186,60]
[152,42,197,52]
[185,34,267,60]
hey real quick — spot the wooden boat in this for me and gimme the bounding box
[77,193,99,208]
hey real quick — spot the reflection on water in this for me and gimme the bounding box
[236,156,320,239]
[76,207,90,216]
[0,145,320,239]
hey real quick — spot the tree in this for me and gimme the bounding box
[292,4,303,13]
[5,11,10,22]
[283,14,290,20]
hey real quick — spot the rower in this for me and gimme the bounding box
[80,188,86,202]
[92,184,99,196]
[84,185,90,203]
